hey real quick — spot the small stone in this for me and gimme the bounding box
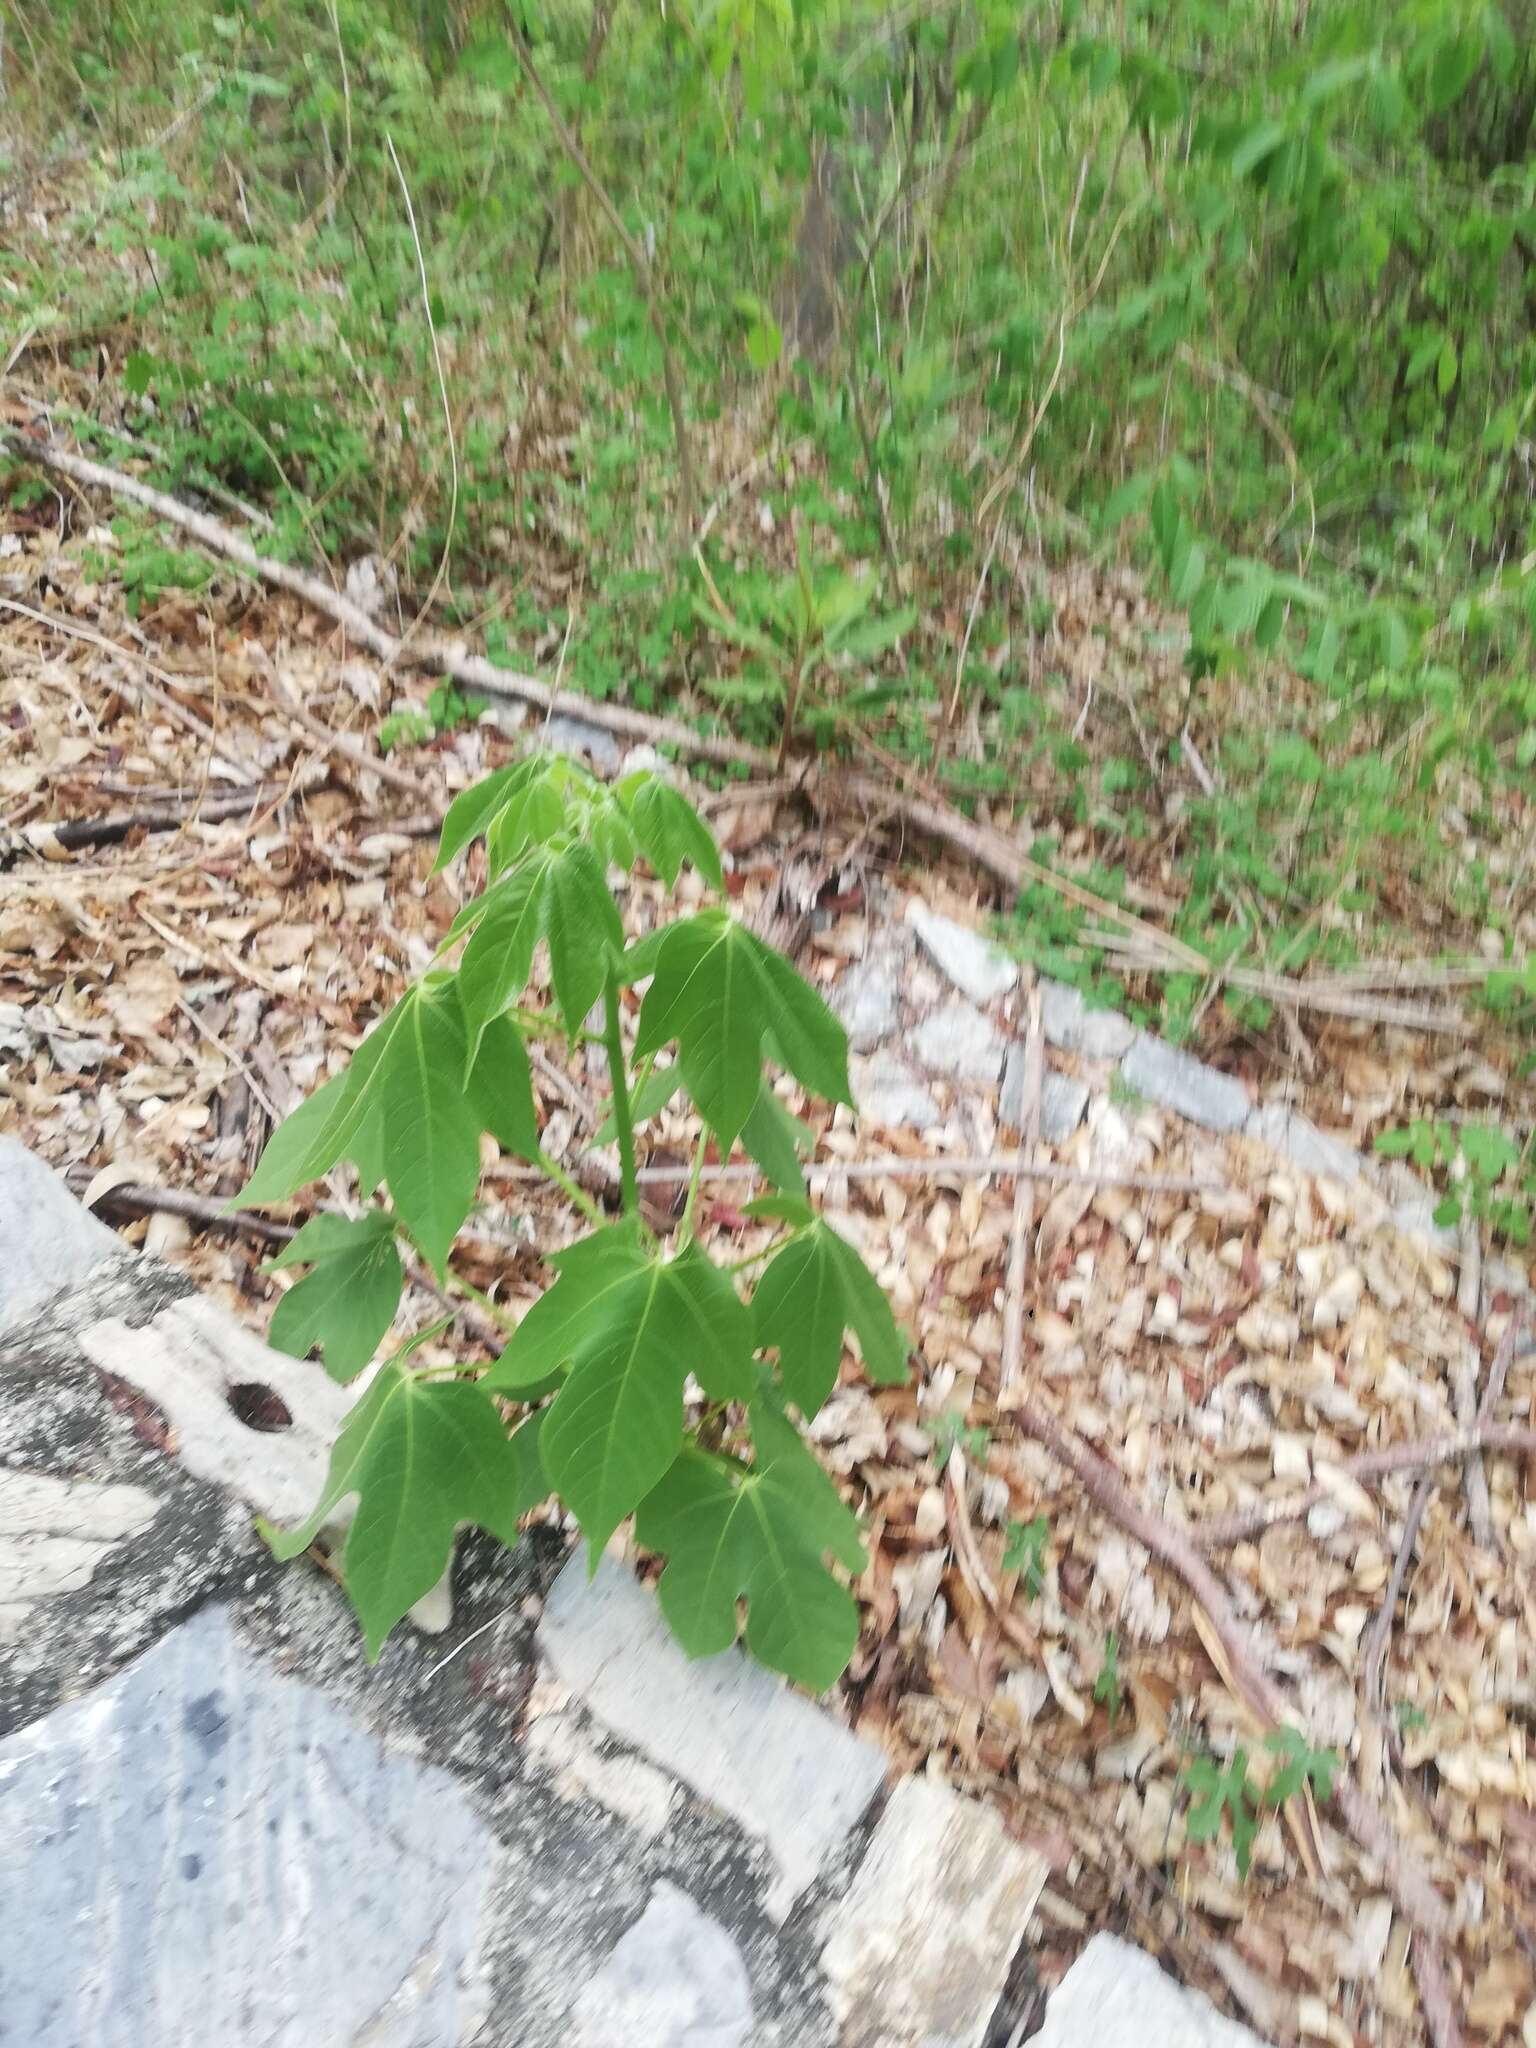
[0,1605,495,2046]
[533,714,623,772]
[0,1471,158,1639]
[1246,1104,1362,1186]
[904,902,1018,1005]
[1030,1933,1265,2048]
[0,1140,124,1334]
[910,1000,1005,1085]
[999,1052,1090,1140]
[571,1883,754,2048]
[852,1050,940,1131]
[819,1776,1047,2047]
[834,948,903,1052]
[1118,1034,1251,1132]
[540,1557,887,1915]
[1040,980,1085,1049]
[1077,1007,1136,1060]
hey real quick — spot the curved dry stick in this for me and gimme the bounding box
[991,1400,1458,1960]
[1191,1417,1536,1548]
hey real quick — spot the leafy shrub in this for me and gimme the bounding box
[239,759,907,1691]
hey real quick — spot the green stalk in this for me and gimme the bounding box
[444,1269,517,1335]
[603,969,639,1216]
[675,1128,710,1246]
[535,1148,605,1227]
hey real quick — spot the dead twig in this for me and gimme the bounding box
[1454,1214,1494,1547]
[945,1445,1039,1660]
[15,779,317,853]
[265,665,429,799]
[991,1399,1459,1965]
[0,429,1484,1035]
[1191,1413,1536,1547]
[999,981,1042,1397]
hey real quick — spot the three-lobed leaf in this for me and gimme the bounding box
[236,978,537,1279]
[266,1209,403,1382]
[262,1365,547,1660]
[629,909,852,1149]
[488,1222,755,1555]
[636,1398,865,1692]
[753,1216,909,1412]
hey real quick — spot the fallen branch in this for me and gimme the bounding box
[991,1399,1458,1963]
[0,427,1471,1032]
[999,981,1043,1396]
[1193,1319,1531,1547]
[0,428,756,769]
[16,779,315,853]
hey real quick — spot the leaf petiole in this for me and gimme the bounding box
[534,1148,606,1227]
[602,969,640,1215]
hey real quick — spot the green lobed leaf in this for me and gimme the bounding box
[262,1367,547,1660]
[379,979,484,1278]
[621,775,723,889]
[457,852,553,1049]
[266,1209,403,1382]
[754,1218,909,1411]
[488,1226,755,1556]
[234,1001,406,1210]
[238,980,534,1278]
[635,1399,865,1691]
[739,1084,812,1194]
[630,910,852,1149]
[434,759,537,872]
[466,1012,539,1158]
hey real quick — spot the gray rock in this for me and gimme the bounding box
[1245,1104,1363,1186]
[77,1294,458,1634]
[0,1603,495,2047]
[0,1471,158,1641]
[1118,1034,1250,1132]
[834,948,903,1053]
[571,1883,754,2048]
[540,1556,887,1914]
[852,1050,940,1131]
[904,902,1018,1006]
[819,1776,1047,2048]
[910,1000,1005,1086]
[532,714,623,773]
[78,1293,360,1530]
[998,1054,1090,1142]
[0,1263,257,1733]
[1029,1934,1264,2048]
[1078,1007,1137,1060]
[1039,979,1085,1049]
[0,1138,124,1333]
[1037,982,1134,1060]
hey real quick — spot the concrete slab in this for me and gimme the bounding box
[0,1603,496,2047]
[1030,1933,1264,2048]
[540,1555,887,1915]
[0,1137,123,1333]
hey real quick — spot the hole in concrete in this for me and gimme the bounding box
[227,1381,293,1432]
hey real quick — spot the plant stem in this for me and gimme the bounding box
[676,1128,709,1244]
[445,1269,517,1335]
[602,971,640,1215]
[535,1147,605,1226]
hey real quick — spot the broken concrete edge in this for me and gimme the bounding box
[2,1148,1070,2047]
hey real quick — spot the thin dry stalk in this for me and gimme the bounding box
[991,1400,1459,1965]
[1453,1215,1494,1547]
[999,982,1043,1397]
